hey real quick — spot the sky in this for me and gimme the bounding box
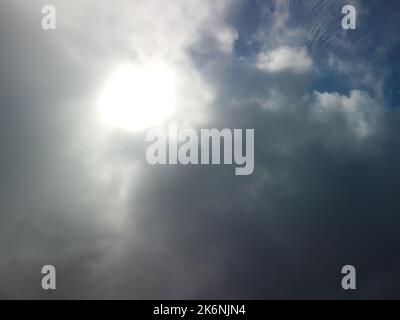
[1,0,400,299]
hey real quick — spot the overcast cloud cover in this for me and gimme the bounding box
[1,0,400,299]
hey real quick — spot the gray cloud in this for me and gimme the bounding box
[1,0,400,299]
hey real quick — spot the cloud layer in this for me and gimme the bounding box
[1,0,400,299]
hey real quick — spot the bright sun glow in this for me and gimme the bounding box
[98,62,177,132]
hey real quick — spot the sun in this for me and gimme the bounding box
[98,61,177,132]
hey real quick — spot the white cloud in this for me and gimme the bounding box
[256,46,312,74]
[310,90,382,140]
[5,0,240,244]
[213,27,239,53]
[232,89,288,112]
[13,0,238,129]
